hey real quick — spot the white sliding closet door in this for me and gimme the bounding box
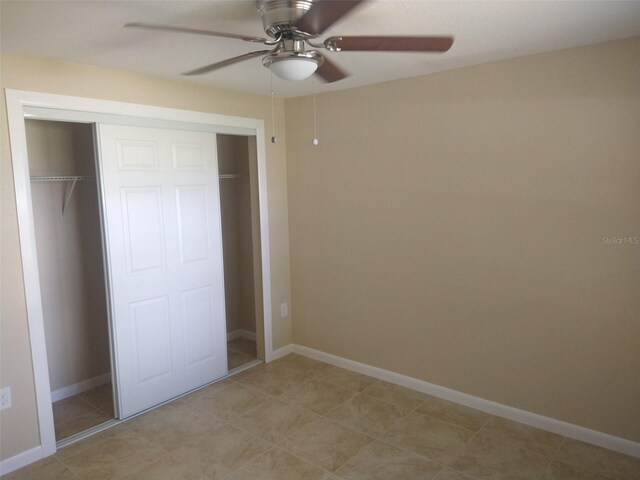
[97,124,227,418]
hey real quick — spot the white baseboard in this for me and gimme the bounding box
[241,330,257,341]
[0,446,43,476]
[227,329,257,342]
[50,372,111,403]
[270,344,294,361]
[7,344,636,476]
[293,344,640,459]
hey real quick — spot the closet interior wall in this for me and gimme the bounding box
[217,135,262,362]
[26,120,111,398]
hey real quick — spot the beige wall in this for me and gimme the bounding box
[285,38,640,442]
[0,53,292,460]
[27,120,110,391]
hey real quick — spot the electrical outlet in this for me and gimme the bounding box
[280,302,288,318]
[0,387,11,411]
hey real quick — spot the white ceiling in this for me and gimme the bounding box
[2,1,639,98]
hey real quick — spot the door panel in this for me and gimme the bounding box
[98,124,227,418]
[117,140,159,170]
[183,286,216,365]
[130,296,172,383]
[176,186,211,264]
[172,143,206,170]
[121,187,166,273]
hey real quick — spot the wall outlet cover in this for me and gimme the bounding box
[280,302,288,318]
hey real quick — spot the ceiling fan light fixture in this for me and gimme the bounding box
[263,52,322,81]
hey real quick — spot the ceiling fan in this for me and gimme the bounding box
[125,0,454,83]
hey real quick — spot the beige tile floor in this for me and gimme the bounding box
[52,383,115,441]
[5,354,640,479]
[53,338,255,441]
[227,338,258,370]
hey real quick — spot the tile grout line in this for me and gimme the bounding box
[55,410,112,442]
[218,444,277,480]
[130,429,224,480]
[372,436,454,470]
[544,437,621,480]
[290,445,351,480]
[321,393,412,441]
[187,381,278,420]
[473,422,564,465]
[309,375,475,477]
[280,431,377,477]
[43,355,634,480]
[260,360,489,477]
[546,435,566,468]
[277,374,361,417]
[54,423,135,463]
[130,404,273,480]
[217,392,320,450]
[53,394,102,429]
[210,381,346,478]
[315,359,581,471]
[55,358,481,478]
[217,449,276,480]
[227,360,382,476]
[67,421,172,480]
[314,367,378,390]
[84,398,114,420]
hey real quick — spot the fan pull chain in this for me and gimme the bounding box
[270,72,277,144]
[312,77,319,146]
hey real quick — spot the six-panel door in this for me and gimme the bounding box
[97,124,227,418]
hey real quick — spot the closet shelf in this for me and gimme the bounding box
[30,176,94,217]
[30,175,93,182]
[219,173,241,179]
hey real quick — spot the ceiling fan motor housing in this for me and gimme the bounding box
[256,0,313,38]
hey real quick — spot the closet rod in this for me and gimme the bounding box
[219,173,241,179]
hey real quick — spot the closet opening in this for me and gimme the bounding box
[25,119,115,443]
[9,89,275,456]
[217,134,265,370]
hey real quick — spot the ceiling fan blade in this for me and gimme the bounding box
[183,50,273,76]
[125,22,267,43]
[325,36,454,52]
[293,0,365,36]
[315,54,349,83]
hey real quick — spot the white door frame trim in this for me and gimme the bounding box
[5,89,274,459]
